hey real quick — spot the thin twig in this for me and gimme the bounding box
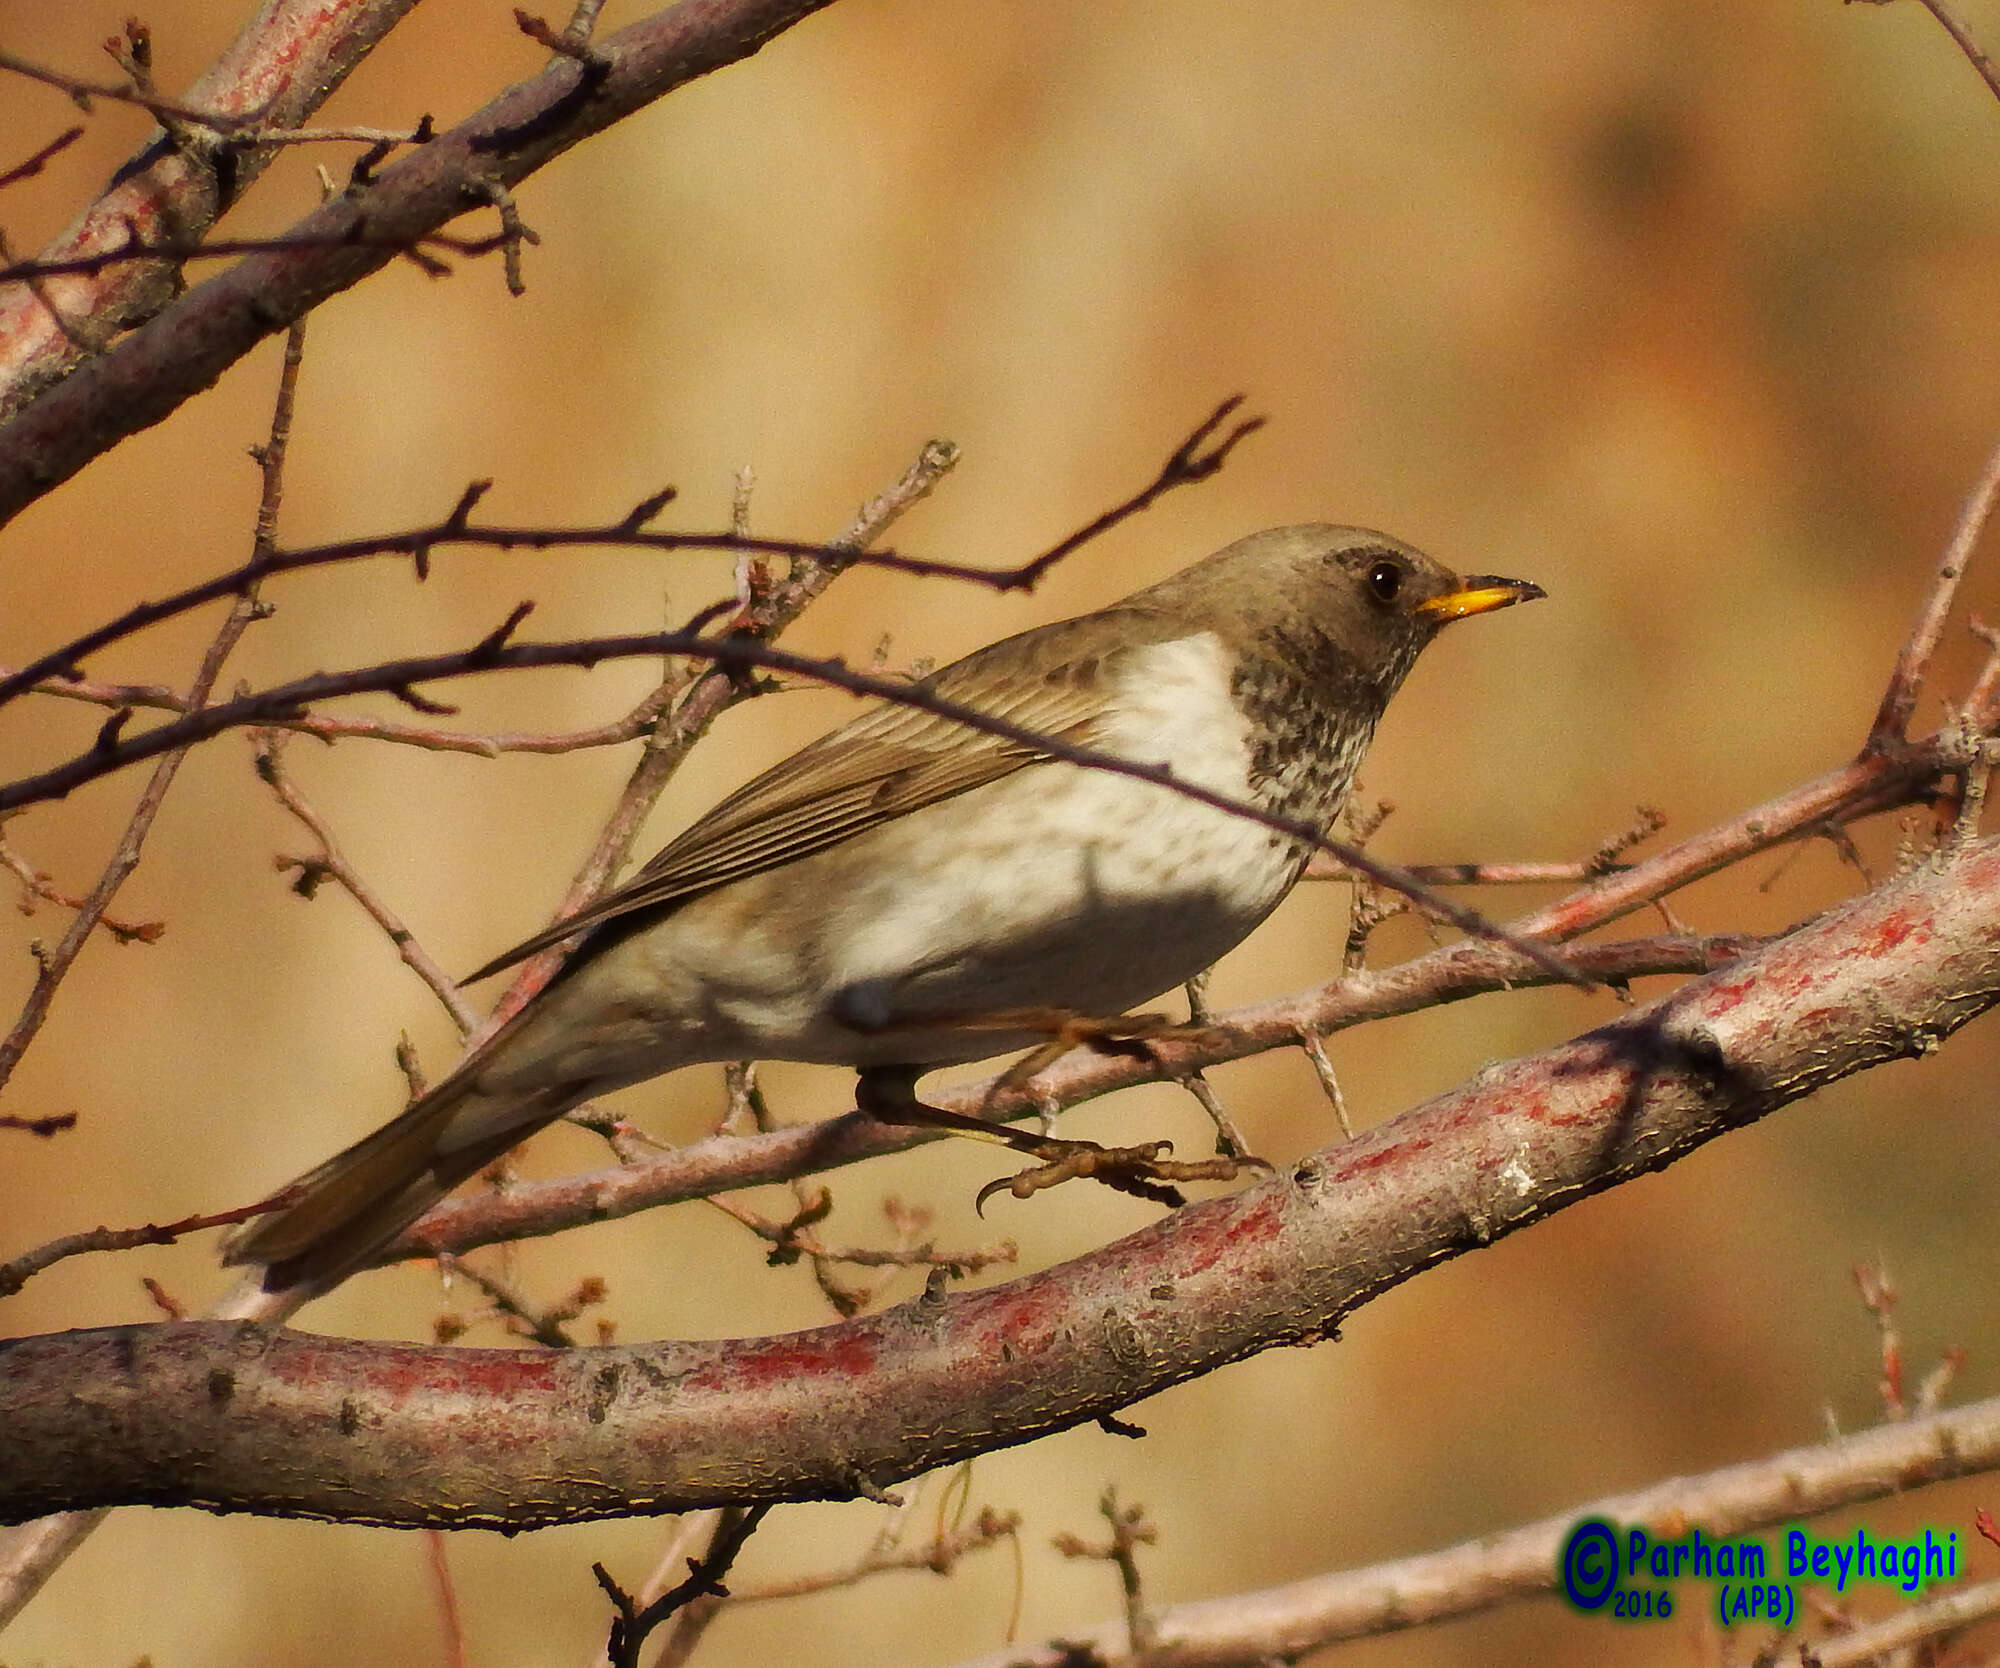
[0,226,513,292]
[252,731,480,1033]
[1297,1029,1355,1140]
[0,827,164,942]
[729,1506,1020,1602]
[1506,742,1957,947]
[0,396,1240,713]
[423,1532,469,1668]
[1911,0,2000,104]
[561,0,609,45]
[1053,1489,1158,1656]
[0,126,84,192]
[0,622,1590,986]
[1853,1259,1907,1419]
[719,1063,868,1314]
[100,21,197,150]
[599,1503,771,1668]
[437,1258,606,1349]
[712,1062,1014,1314]
[463,173,539,295]
[514,7,612,72]
[0,312,307,1092]
[1966,614,2000,718]
[1168,1069,1256,1162]
[632,1510,721,1613]
[1003,395,1265,591]
[1305,807,1667,887]
[709,1192,1016,1276]
[223,119,434,150]
[5,665,682,757]
[0,1200,275,1300]
[1869,433,2000,747]
[0,1111,76,1138]
[139,1276,185,1320]
[245,328,479,1030]
[0,44,273,131]
[1307,854,1610,885]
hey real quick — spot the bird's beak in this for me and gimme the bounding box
[1413,575,1546,624]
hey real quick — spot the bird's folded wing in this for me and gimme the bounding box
[460,613,1155,984]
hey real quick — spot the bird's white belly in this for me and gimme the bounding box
[822,763,1296,1012]
[494,631,1313,1079]
[695,631,1303,1063]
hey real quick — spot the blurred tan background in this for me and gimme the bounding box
[4,0,2000,1663]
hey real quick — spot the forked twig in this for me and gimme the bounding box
[0,316,308,1095]
[1869,434,2000,747]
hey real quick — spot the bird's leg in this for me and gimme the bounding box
[854,1051,1265,1215]
[966,1007,1224,1103]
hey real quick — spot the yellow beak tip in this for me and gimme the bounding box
[1415,576,1545,623]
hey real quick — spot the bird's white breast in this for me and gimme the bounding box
[787,630,1305,1050]
[516,632,1315,1075]
[1097,631,1262,798]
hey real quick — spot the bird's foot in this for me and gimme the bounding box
[971,1136,1269,1214]
[854,1065,1269,1214]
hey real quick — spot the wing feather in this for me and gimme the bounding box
[461,609,1167,984]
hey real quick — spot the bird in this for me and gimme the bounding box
[226,525,1542,1290]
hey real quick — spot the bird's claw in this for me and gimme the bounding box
[973,1138,1273,1214]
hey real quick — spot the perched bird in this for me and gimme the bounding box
[227,526,1541,1290]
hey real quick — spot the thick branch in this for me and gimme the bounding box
[0,0,841,530]
[2,840,1995,1527]
[0,0,425,420]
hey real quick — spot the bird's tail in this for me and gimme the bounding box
[223,1076,546,1293]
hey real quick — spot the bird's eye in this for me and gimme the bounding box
[1365,559,1403,604]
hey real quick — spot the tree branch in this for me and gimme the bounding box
[2,608,1607,987]
[0,306,306,1093]
[946,1395,2000,1667]
[0,395,1238,711]
[3,839,1995,1526]
[368,932,1749,1268]
[251,730,480,1033]
[0,0,844,529]
[0,0,426,421]
[1868,433,2000,748]
[1908,0,2000,107]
